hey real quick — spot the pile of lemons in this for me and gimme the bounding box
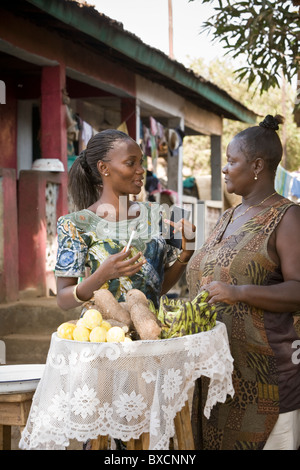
[57,308,131,343]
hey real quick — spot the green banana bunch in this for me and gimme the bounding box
[157,290,217,339]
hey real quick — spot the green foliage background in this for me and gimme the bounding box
[183,57,300,176]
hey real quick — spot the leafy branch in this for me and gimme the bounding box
[190,0,300,93]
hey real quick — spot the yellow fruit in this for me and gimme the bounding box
[124,336,132,342]
[101,320,112,331]
[106,326,126,343]
[82,309,103,329]
[76,317,91,329]
[73,325,90,342]
[89,326,107,343]
[57,322,76,340]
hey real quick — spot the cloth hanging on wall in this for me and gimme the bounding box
[275,165,293,198]
[150,116,158,136]
[142,117,170,160]
[275,164,300,200]
[81,121,94,148]
[291,175,300,198]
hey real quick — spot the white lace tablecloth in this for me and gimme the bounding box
[19,322,234,450]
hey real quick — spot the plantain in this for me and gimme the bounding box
[157,290,217,339]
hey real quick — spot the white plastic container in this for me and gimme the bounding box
[32,159,64,172]
[0,364,45,394]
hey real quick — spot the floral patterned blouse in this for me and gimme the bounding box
[55,202,177,308]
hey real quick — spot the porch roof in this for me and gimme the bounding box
[5,0,257,124]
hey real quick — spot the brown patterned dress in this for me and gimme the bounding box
[187,198,300,450]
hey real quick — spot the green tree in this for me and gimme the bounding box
[183,57,300,174]
[188,0,300,94]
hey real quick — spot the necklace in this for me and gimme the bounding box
[230,191,277,224]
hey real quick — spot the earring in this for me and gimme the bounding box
[254,173,258,181]
[104,173,109,176]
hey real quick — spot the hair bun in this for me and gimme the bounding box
[79,149,90,172]
[259,114,284,131]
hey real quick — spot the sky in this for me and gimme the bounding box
[91,0,225,67]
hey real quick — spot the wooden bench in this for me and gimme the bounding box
[0,392,34,450]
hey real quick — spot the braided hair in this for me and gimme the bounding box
[68,129,133,210]
[234,114,284,174]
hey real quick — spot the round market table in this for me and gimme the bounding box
[19,322,234,450]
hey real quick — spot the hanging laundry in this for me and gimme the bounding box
[66,105,80,171]
[150,116,158,136]
[81,121,94,148]
[158,140,168,158]
[146,170,161,201]
[183,176,196,189]
[166,128,181,157]
[142,126,151,157]
[291,174,300,198]
[150,134,157,160]
[157,122,165,139]
[275,164,293,198]
[140,121,144,140]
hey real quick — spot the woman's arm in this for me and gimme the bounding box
[206,280,300,312]
[205,205,300,313]
[161,249,193,295]
[57,249,145,310]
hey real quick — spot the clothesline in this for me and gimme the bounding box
[66,103,130,171]
[275,164,300,200]
[140,116,183,161]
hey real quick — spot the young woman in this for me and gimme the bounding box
[188,115,300,450]
[55,129,195,311]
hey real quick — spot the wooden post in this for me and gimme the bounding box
[174,401,195,450]
[0,169,19,303]
[121,98,136,140]
[211,134,223,201]
[0,392,34,451]
[90,435,108,450]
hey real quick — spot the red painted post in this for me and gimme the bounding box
[18,170,62,297]
[0,84,17,170]
[40,64,68,217]
[121,98,136,140]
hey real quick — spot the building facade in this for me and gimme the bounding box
[0,0,256,303]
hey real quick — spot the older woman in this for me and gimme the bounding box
[188,115,300,450]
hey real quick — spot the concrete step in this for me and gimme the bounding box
[0,297,82,365]
[1,333,52,365]
[0,297,81,335]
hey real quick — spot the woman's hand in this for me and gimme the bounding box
[98,249,146,280]
[202,281,240,305]
[164,217,196,253]
[56,249,146,310]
